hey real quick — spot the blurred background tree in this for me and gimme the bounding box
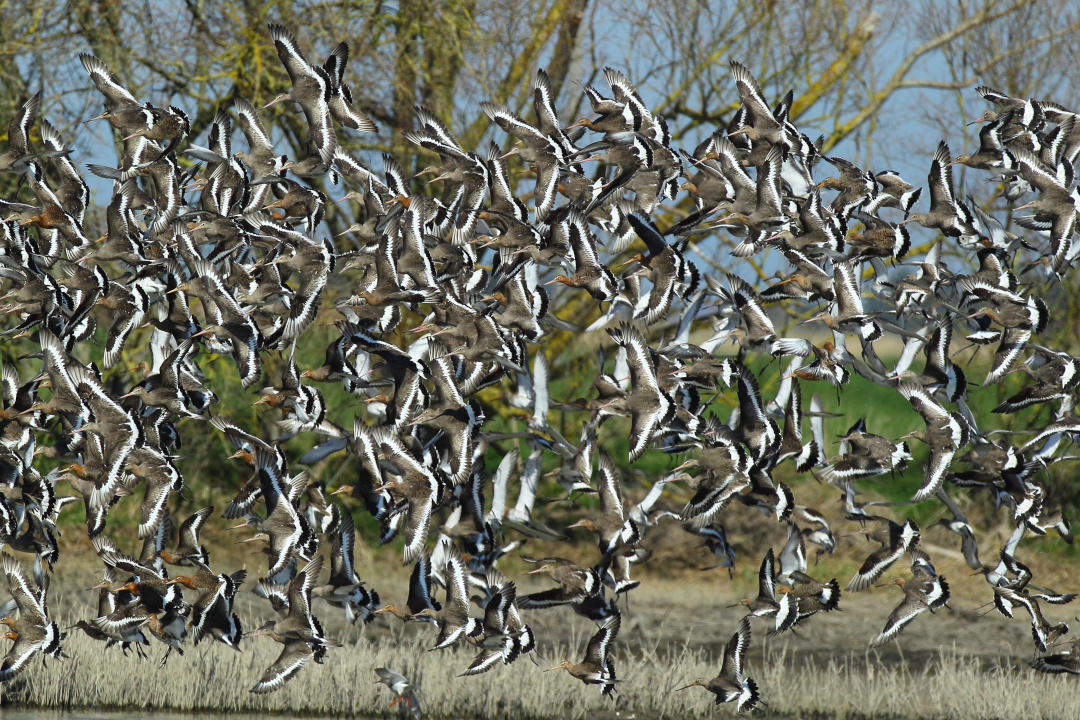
[3,0,1076,186]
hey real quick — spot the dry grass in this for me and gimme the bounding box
[3,620,1078,719]
[755,648,1080,720]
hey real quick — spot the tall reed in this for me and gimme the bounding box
[4,622,1077,719]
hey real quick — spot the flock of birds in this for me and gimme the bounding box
[0,22,1079,712]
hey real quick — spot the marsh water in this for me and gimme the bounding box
[1,713,343,720]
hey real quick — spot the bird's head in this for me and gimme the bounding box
[119,386,149,400]
[245,620,278,638]
[566,519,598,533]
[226,448,255,465]
[899,430,925,444]
[122,127,150,141]
[672,457,701,473]
[800,311,831,326]
[729,125,757,139]
[262,93,290,110]
[61,463,86,477]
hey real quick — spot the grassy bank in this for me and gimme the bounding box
[3,624,1078,719]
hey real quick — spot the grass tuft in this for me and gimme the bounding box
[4,624,1078,719]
